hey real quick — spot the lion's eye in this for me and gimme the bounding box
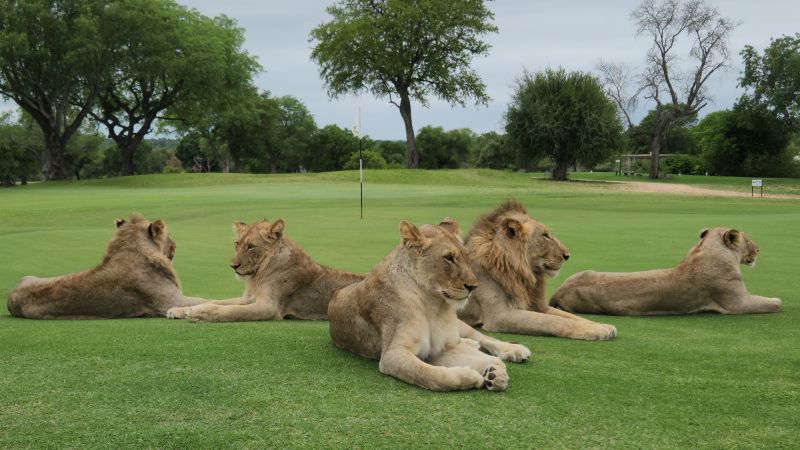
[246,243,255,251]
[444,254,455,263]
[543,232,552,239]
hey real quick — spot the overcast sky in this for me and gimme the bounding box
[3,1,798,140]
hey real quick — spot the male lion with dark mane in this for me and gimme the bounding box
[458,201,617,341]
[550,227,782,315]
[167,219,363,322]
[329,218,531,392]
[7,215,209,319]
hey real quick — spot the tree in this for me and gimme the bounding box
[310,0,497,168]
[627,106,698,155]
[311,125,361,172]
[505,69,623,181]
[374,140,406,167]
[343,148,387,170]
[416,126,474,169]
[64,132,105,180]
[271,96,317,173]
[0,0,111,180]
[0,112,42,186]
[90,0,259,176]
[631,0,736,178]
[696,104,794,177]
[595,61,643,131]
[740,33,800,130]
[471,131,515,170]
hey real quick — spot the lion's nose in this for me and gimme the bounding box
[230,263,241,270]
[465,284,477,293]
[563,253,570,261]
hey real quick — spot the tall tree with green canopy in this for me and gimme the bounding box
[505,69,623,181]
[740,33,800,131]
[309,0,497,168]
[90,0,260,176]
[0,0,111,180]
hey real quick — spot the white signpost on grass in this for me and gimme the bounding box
[751,179,763,197]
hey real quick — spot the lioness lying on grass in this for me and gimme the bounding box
[550,228,782,315]
[167,219,363,322]
[7,215,209,319]
[328,218,531,392]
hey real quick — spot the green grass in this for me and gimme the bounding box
[1,170,798,448]
[572,170,800,195]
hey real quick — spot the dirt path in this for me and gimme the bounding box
[605,180,799,199]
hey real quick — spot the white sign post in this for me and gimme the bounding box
[751,179,763,197]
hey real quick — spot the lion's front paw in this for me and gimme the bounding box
[601,323,618,339]
[575,323,617,341]
[482,364,508,391]
[460,338,481,349]
[166,307,189,319]
[493,342,531,363]
[167,305,214,322]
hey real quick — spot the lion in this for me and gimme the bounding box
[457,201,617,341]
[549,227,782,316]
[328,218,531,392]
[7,215,209,319]
[167,219,364,322]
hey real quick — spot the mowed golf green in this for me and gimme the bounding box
[1,170,798,448]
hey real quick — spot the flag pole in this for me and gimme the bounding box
[354,107,363,219]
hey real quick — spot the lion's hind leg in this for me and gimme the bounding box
[428,340,509,391]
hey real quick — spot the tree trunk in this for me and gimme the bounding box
[552,160,570,181]
[42,133,68,180]
[648,118,669,179]
[120,144,136,176]
[398,91,418,169]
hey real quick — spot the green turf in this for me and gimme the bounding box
[1,170,798,448]
[571,170,800,195]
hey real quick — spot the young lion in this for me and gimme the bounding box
[7,215,209,319]
[328,219,531,392]
[550,227,782,315]
[458,201,617,341]
[167,219,363,322]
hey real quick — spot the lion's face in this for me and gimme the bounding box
[499,212,570,277]
[400,219,479,306]
[229,219,285,277]
[702,227,759,266]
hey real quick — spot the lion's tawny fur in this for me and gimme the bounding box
[167,219,363,322]
[458,201,617,341]
[549,227,782,315]
[328,219,531,391]
[7,215,208,319]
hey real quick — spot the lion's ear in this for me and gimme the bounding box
[438,217,460,236]
[724,229,741,248]
[399,220,425,248]
[266,219,285,241]
[115,218,126,228]
[233,221,247,234]
[148,219,166,240]
[501,217,523,239]
[699,228,710,239]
